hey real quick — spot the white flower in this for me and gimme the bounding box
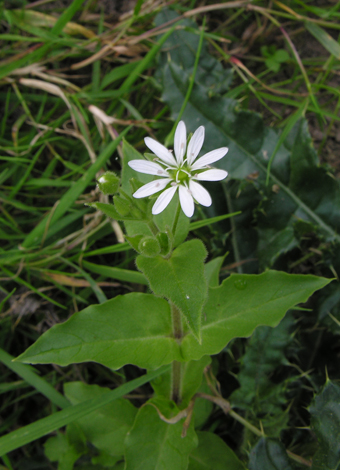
[128,121,228,217]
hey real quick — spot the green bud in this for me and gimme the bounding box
[138,236,161,258]
[113,195,131,216]
[125,234,144,252]
[97,171,120,195]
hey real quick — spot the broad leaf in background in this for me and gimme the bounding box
[155,10,340,268]
[137,239,208,340]
[44,424,88,470]
[124,399,198,470]
[188,431,246,470]
[309,380,340,469]
[16,272,330,368]
[248,438,295,470]
[64,382,137,458]
[230,313,295,436]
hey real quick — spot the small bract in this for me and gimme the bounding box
[128,121,229,217]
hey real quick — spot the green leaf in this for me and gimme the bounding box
[136,239,208,340]
[82,260,148,285]
[64,382,137,457]
[16,293,178,370]
[273,49,290,63]
[156,12,340,246]
[16,272,330,370]
[151,356,211,407]
[188,431,246,470]
[181,271,331,362]
[230,313,294,436]
[0,367,169,456]
[87,202,138,221]
[124,400,198,470]
[44,433,82,470]
[248,438,295,470]
[205,256,225,287]
[305,22,340,59]
[309,380,340,469]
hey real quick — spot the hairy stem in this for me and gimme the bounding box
[171,302,183,404]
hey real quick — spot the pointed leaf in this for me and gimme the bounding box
[16,293,181,370]
[249,438,294,470]
[181,271,331,362]
[188,431,246,470]
[136,239,208,340]
[309,381,340,469]
[64,382,137,457]
[124,400,198,470]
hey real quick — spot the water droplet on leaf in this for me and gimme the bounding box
[234,279,247,290]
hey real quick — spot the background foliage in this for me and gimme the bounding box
[1,0,340,468]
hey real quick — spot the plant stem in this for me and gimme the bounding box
[171,201,181,238]
[171,302,183,404]
[148,220,159,236]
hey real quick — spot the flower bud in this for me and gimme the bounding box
[138,236,161,258]
[97,171,120,195]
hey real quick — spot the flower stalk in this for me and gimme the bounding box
[171,302,183,404]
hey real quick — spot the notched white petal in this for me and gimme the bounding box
[189,180,212,207]
[179,184,194,218]
[174,121,187,165]
[195,169,228,181]
[133,178,171,198]
[187,126,205,165]
[144,137,177,166]
[128,160,169,176]
[191,147,228,170]
[152,185,177,215]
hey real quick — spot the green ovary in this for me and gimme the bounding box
[175,169,191,183]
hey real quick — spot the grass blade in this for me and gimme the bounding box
[0,349,70,410]
[22,127,130,248]
[0,366,170,456]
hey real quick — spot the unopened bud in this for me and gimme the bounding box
[97,171,120,195]
[138,236,161,258]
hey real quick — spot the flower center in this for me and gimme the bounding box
[176,169,189,183]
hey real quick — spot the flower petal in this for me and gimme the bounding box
[152,185,177,215]
[189,180,212,207]
[133,178,171,198]
[174,121,187,165]
[144,137,177,166]
[187,126,205,165]
[128,160,169,176]
[179,184,194,218]
[191,147,228,170]
[195,169,228,181]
